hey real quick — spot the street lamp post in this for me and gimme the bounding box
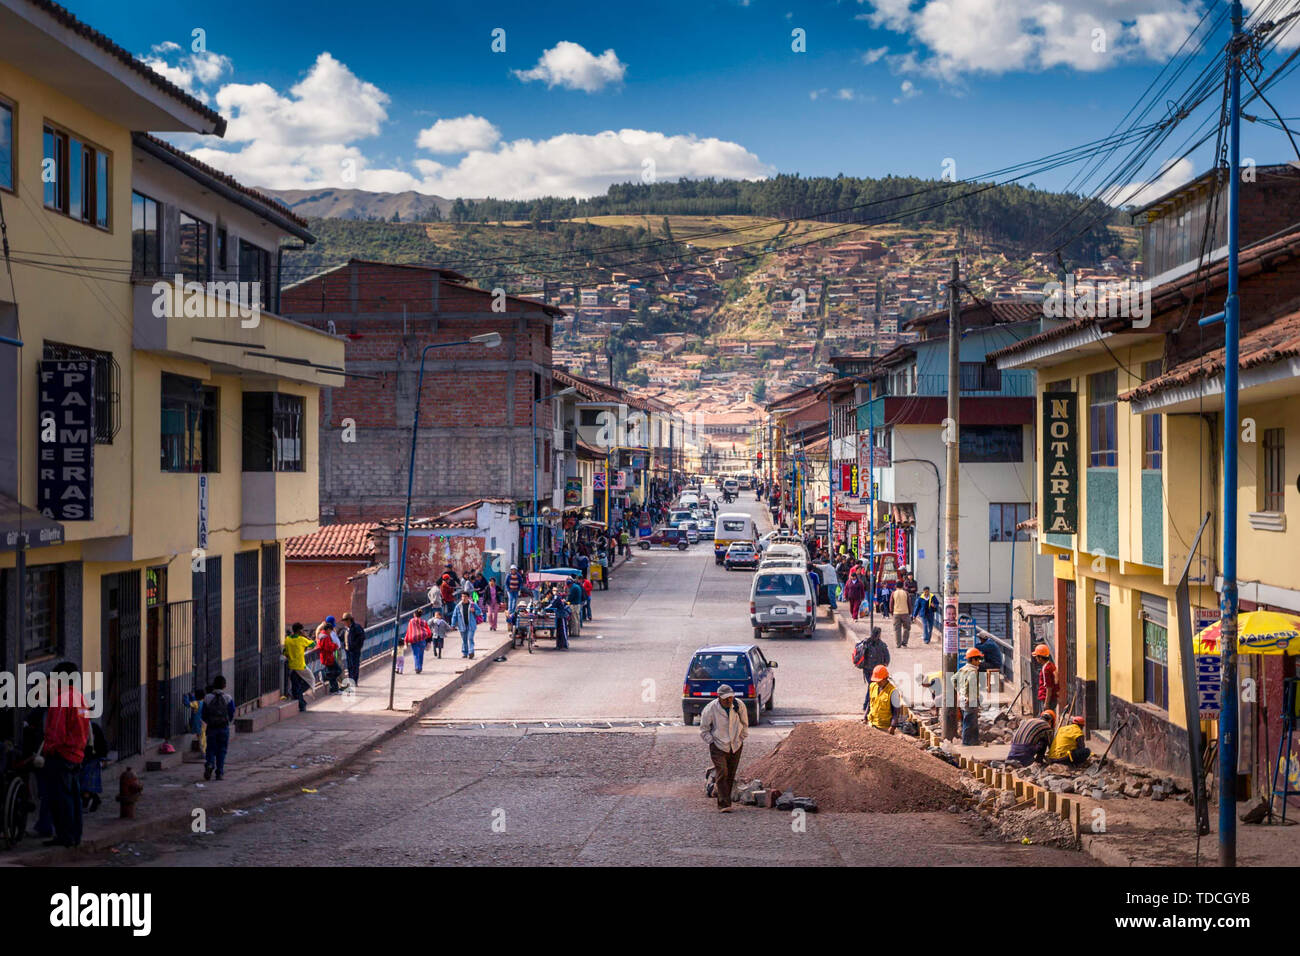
[388,332,502,711]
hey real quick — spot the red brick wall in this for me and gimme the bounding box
[282,262,556,520]
[286,560,368,631]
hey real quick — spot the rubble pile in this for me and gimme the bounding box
[988,759,1192,804]
[958,776,1080,849]
[747,720,966,812]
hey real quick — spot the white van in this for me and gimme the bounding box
[750,567,816,639]
[713,512,756,564]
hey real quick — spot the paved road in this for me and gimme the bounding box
[439,491,864,724]
[61,485,1090,867]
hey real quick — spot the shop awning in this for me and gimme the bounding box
[0,493,65,553]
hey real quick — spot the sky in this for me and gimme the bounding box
[77,0,1300,202]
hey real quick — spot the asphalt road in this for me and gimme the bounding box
[62,485,1090,867]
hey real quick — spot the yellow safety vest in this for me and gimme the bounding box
[1047,723,1084,761]
[868,679,896,731]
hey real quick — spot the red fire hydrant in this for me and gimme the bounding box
[116,767,144,819]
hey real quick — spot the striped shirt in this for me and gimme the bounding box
[1010,717,1053,750]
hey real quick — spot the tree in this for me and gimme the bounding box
[752,380,767,401]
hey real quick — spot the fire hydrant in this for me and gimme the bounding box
[115,767,144,819]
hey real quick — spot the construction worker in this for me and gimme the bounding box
[954,647,983,745]
[865,665,903,733]
[1046,715,1091,766]
[1033,643,1058,713]
[1007,709,1056,766]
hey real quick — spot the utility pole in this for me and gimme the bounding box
[1219,0,1244,866]
[867,378,876,632]
[941,257,961,741]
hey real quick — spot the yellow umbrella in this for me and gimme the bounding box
[1193,610,1300,655]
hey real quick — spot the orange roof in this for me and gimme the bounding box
[285,523,376,561]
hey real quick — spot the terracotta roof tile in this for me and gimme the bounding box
[26,0,225,135]
[285,523,377,561]
[1121,304,1300,403]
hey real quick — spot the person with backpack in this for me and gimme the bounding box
[853,626,891,710]
[404,608,433,674]
[201,675,236,781]
[316,623,342,692]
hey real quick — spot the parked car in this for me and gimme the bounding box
[697,516,716,538]
[682,644,777,726]
[668,509,693,528]
[681,520,701,544]
[639,527,690,550]
[724,541,760,570]
[750,568,816,639]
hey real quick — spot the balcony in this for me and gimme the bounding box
[133,279,345,388]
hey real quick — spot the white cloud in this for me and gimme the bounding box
[416,115,501,153]
[140,45,233,102]
[1106,156,1195,208]
[857,0,1207,78]
[172,51,766,197]
[836,88,856,100]
[513,41,627,92]
[809,88,827,100]
[413,128,772,199]
[860,46,890,64]
[893,79,921,103]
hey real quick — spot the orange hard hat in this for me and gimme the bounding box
[871,665,889,681]
[965,647,984,659]
[1072,716,1086,726]
[1032,644,1052,658]
[1041,709,1056,723]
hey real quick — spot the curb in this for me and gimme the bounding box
[13,633,518,865]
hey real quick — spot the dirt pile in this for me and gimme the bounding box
[748,720,966,813]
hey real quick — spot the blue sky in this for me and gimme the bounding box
[77,0,1300,200]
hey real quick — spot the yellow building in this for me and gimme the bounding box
[0,0,344,757]
[993,191,1300,780]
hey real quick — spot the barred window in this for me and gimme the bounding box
[1141,361,1163,470]
[1263,428,1285,513]
[1088,370,1118,467]
[43,341,120,443]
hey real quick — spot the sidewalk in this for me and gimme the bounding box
[6,556,643,866]
[3,621,540,865]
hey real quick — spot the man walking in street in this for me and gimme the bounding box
[505,564,524,615]
[451,591,481,659]
[955,647,983,745]
[699,685,749,812]
[341,613,365,684]
[912,586,939,644]
[891,581,913,647]
[283,623,315,712]
[201,675,235,781]
[854,626,891,710]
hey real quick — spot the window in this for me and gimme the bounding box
[161,373,219,472]
[1263,427,1285,512]
[23,564,64,661]
[958,602,1012,642]
[989,503,1032,542]
[1088,370,1118,467]
[177,211,211,283]
[579,409,602,428]
[0,99,13,191]
[42,124,109,227]
[42,342,120,443]
[238,239,270,308]
[131,191,161,277]
[960,362,1001,392]
[960,425,1023,463]
[242,392,304,472]
[1142,617,1169,710]
[216,227,228,271]
[1141,361,1163,470]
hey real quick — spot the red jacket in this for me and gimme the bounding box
[405,616,432,645]
[316,632,339,667]
[44,688,90,764]
[1037,660,1058,701]
[582,579,593,596]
